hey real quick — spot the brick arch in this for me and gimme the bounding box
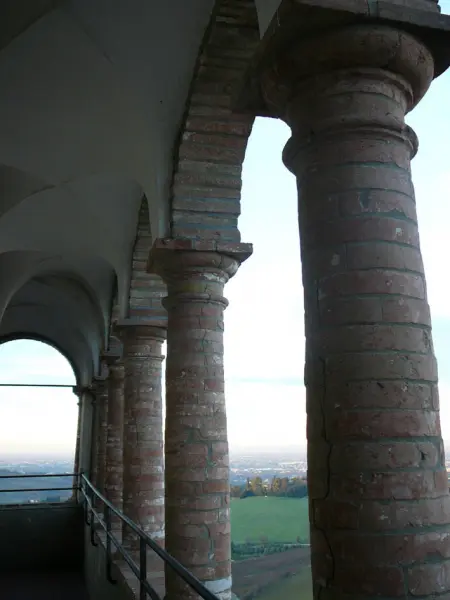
[110,197,167,338]
[169,0,259,242]
[108,1,259,341]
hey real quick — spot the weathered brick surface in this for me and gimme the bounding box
[261,21,450,600]
[169,0,258,242]
[118,325,166,551]
[91,376,109,497]
[127,201,167,326]
[104,362,125,528]
[148,242,251,600]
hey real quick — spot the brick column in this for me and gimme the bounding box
[104,361,125,527]
[92,376,109,495]
[72,388,82,498]
[148,239,252,600]
[119,324,166,551]
[261,23,450,600]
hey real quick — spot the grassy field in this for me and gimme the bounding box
[230,496,310,543]
[257,568,313,600]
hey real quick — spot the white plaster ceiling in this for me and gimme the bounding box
[0,0,215,379]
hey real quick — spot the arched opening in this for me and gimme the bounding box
[0,339,78,506]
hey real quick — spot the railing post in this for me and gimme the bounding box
[140,535,148,600]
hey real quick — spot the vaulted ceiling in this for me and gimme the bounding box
[0,0,272,383]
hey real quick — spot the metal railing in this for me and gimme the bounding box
[80,474,220,600]
[0,472,220,599]
[0,472,76,497]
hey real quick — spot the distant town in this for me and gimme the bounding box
[1,443,449,506]
[230,449,307,486]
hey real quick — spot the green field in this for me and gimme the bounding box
[257,569,313,600]
[230,496,310,543]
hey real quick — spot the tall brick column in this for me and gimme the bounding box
[258,22,450,600]
[119,324,166,550]
[91,375,109,495]
[72,388,82,498]
[104,361,125,527]
[148,239,252,600]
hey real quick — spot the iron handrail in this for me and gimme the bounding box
[0,473,77,478]
[80,474,220,600]
[0,472,77,496]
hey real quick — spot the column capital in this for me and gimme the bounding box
[115,322,166,361]
[237,1,450,117]
[115,321,167,343]
[103,355,125,382]
[147,237,252,278]
[91,376,109,398]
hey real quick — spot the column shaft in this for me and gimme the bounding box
[274,24,450,600]
[104,362,125,526]
[93,377,109,495]
[120,325,166,550]
[149,241,251,600]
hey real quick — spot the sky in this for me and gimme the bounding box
[2,5,450,456]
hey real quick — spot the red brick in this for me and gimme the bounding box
[330,440,439,470]
[332,530,450,567]
[339,189,417,220]
[331,470,448,501]
[315,324,431,354]
[333,565,405,596]
[329,409,440,440]
[326,380,434,410]
[408,561,450,595]
[305,216,419,248]
[319,270,425,300]
[346,242,424,272]
[326,352,437,382]
[357,497,450,531]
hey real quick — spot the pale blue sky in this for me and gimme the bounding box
[3,13,450,455]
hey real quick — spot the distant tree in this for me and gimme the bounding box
[270,476,281,495]
[248,476,263,496]
[230,485,243,498]
[280,477,289,494]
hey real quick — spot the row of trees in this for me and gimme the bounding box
[231,476,308,499]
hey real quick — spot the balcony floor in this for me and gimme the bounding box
[0,570,89,600]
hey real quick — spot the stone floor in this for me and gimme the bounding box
[0,570,89,600]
